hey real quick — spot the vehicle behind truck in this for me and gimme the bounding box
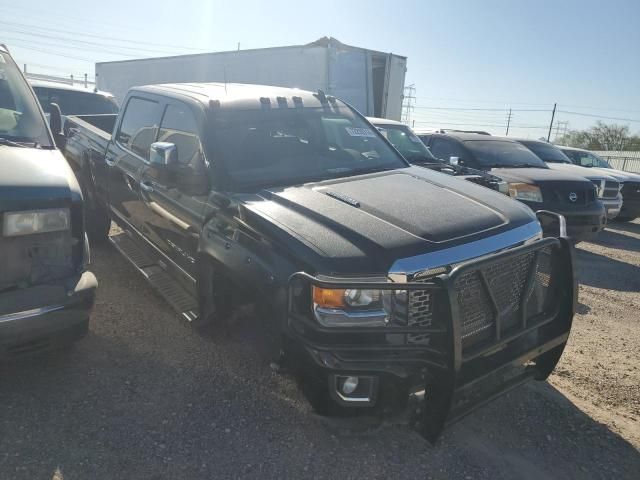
[59,82,575,441]
[0,44,96,356]
[418,132,607,241]
[367,117,508,193]
[515,139,622,220]
[559,146,640,222]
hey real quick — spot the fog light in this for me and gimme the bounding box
[342,376,359,395]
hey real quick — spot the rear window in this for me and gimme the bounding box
[33,87,119,115]
[464,140,547,168]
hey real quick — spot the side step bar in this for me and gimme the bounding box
[110,233,199,322]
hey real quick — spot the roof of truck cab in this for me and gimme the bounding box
[133,83,335,110]
[437,132,518,142]
[366,117,405,126]
[556,145,588,152]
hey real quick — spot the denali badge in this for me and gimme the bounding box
[568,192,578,202]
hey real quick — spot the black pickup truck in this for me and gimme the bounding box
[0,44,96,356]
[59,82,575,441]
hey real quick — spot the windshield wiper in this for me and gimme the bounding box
[0,137,29,148]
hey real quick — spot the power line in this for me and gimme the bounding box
[412,106,549,112]
[2,26,188,57]
[557,110,640,124]
[0,18,208,53]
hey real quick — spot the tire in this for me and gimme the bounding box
[77,168,111,244]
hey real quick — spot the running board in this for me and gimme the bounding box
[110,233,199,322]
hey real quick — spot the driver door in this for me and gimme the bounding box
[138,101,209,285]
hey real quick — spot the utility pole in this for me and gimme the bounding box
[547,103,557,142]
[401,84,416,124]
[505,108,512,136]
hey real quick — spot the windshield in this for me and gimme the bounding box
[0,52,51,147]
[211,105,408,190]
[520,141,572,163]
[464,140,547,168]
[375,123,438,163]
[561,148,612,168]
[34,87,119,115]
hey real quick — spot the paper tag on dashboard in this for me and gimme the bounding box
[345,127,376,138]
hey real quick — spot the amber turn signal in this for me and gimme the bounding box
[312,286,346,308]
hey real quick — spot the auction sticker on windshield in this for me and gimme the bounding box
[345,127,376,138]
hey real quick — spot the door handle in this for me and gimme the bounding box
[105,157,117,167]
[140,181,154,193]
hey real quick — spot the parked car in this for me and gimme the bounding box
[58,83,575,441]
[29,79,119,115]
[417,132,607,241]
[367,117,507,193]
[0,44,96,356]
[515,139,622,220]
[559,146,640,222]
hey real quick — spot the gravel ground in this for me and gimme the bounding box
[1,221,639,479]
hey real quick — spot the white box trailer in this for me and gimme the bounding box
[96,37,407,120]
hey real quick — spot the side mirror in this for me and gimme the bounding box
[148,142,178,185]
[150,142,178,167]
[449,156,460,166]
[49,103,65,149]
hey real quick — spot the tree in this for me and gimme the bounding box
[555,121,637,151]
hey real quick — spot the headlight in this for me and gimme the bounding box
[312,278,396,327]
[507,183,543,203]
[2,208,70,237]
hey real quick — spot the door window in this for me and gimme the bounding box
[116,97,160,159]
[157,104,204,167]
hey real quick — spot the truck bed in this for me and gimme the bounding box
[62,114,116,172]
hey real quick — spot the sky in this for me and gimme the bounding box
[2,0,639,138]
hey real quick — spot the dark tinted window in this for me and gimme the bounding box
[464,140,547,168]
[33,87,119,115]
[210,105,407,190]
[562,149,611,168]
[117,97,160,159]
[158,104,204,166]
[520,141,571,163]
[429,137,466,161]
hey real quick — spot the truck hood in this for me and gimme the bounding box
[240,167,538,274]
[0,147,81,212]
[545,163,618,181]
[489,166,594,185]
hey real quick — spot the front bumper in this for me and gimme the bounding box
[522,200,606,241]
[0,271,97,356]
[287,235,575,442]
